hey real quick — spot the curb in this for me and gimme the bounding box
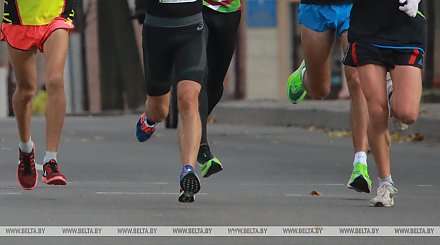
[211,100,440,141]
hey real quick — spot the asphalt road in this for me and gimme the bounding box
[0,116,439,245]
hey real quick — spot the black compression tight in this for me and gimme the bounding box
[199,7,241,146]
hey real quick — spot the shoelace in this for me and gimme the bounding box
[377,185,392,198]
[19,152,34,175]
[141,123,155,133]
[44,161,59,174]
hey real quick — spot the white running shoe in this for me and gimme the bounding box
[369,183,398,207]
[386,76,409,131]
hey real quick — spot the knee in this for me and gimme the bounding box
[178,89,199,115]
[392,108,418,124]
[346,73,361,92]
[45,73,64,93]
[367,103,388,124]
[15,83,36,102]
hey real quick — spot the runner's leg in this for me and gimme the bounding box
[8,45,39,190]
[357,64,390,179]
[301,25,335,99]
[43,29,69,153]
[9,46,37,144]
[178,80,202,169]
[389,66,422,124]
[341,32,371,193]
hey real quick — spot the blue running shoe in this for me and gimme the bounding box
[136,114,157,142]
[179,165,201,203]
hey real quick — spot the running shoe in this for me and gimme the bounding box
[136,113,157,142]
[386,78,408,131]
[17,148,38,190]
[370,183,398,207]
[287,60,307,104]
[347,163,372,193]
[198,146,223,178]
[179,165,201,203]
[42,160,67,185]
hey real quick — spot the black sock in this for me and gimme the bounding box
[197,144,213,163]
[146,118,156,126]
[199,86,209,145]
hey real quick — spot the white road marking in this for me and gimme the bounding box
[0,192,21,195]
[68,181,169,185]
[417,185,435,187]
[96,192,208,195]
[285,193,359,198]
[242,183,344,186]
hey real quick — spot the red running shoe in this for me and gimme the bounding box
[42,160,67,185]
[17,148,38,190]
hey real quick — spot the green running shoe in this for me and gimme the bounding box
[347,163,372,193]
[287,60,307,104]
[198,156,223,178]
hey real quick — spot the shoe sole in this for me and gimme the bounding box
[286,62,306,104]
[347,176,371,193]
[370,200,394,208]
[42,176,67,185]
[179,173,200,203]
[286,80,306,104]
[202,162,223,178]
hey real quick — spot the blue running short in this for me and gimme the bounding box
[298,3,352,37]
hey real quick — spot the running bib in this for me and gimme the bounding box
[159,0,197,3]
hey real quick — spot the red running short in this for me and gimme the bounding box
[1,17,74,53]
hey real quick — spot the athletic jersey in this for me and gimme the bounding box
[3,0,75,26]
[146,0,203,18]
[301,0,352,5]
[349,0,426,49]
[203,0,241,13]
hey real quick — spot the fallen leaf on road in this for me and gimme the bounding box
[391,132,424,142]
[310,191,322,196]
[326,130,352,138]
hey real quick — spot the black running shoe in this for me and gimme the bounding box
[179,165,201,203]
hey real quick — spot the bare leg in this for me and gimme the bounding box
[338,68,350,99]
[177,80,202,168]
[42,29,69,152]
[8,46,37,143]
[300,25,335,99]
[389,66,422,124]
[357,65,390,179]
[340,32,369,154]
[145,93,170,123]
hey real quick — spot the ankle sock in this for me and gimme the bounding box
[43,151,57,164]
[19,139,34,153]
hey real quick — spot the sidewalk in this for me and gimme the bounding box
[211,100,440,141]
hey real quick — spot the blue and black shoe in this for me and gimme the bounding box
[178,165,201,203]
[136,113,157,142]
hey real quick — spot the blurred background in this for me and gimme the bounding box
[0,0,439,118]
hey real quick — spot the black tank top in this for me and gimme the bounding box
[349,0,426,48]
[146,0,203,18]
[301,0,352,4]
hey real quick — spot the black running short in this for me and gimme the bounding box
[142,13,207,96]
[343,42,424,70]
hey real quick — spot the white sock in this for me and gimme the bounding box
[43,151,57,164]
[378,175,394,187]
[353,151,367,167]
[19,139,34,153]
